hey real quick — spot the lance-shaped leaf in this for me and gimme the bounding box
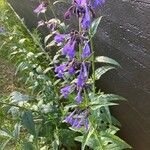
[95,66,116,80]
[90,102,118,110]
[75,127,95,150]
[23,141,34,150]
[22,111,36,136]
[95,56,121,67]
[101,132,132,149]
[90,16,103,37]
[0,128,14,138]
[81,127,95,150]
[94,94,127,102]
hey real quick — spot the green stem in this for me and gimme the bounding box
[48,0,57,18]
[90,38,96,94]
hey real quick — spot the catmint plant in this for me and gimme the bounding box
[31,0,132,149]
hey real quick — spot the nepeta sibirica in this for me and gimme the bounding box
[64,108,90,130]
[34,2,48,15]
[64,0,105,29]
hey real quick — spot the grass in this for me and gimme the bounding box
[0,0,40,148]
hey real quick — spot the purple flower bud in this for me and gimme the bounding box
[77,72,84,88]
[62,40,76,59]
[54,34,66,43]
[77,62,88,88]
[60,85,72,98]
[34,2,47,15]
[64,110,76,123]
[82,43,91,58]
[68,67,76,75]
[55,64,66,78]
[81,6,91,29]
[82,62,88,79]
[75,90,82,104]
[72,117,79,127]
[37,20,45,27]
[76,119,83,128]
[64,10,72,19]
[94,0,105,8]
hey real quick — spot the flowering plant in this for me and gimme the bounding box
[0,0,131,149]
[31,0,131,149]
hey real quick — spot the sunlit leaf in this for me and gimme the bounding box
[95,66,116,80]
[90,16,103,37]
[95,56,121,67]
[10,91,30,103]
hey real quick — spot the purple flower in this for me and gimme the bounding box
[72,117,79,127]
[82,62,88,78]
[60,85,72,98]
[37,20,45,27]
[62,40,76,59]
[75,90,82,104]
[93,0,105,8]
[55,64,66,78]
[76,119,83,128]
[54,34,66,43]
[34,2,47,15]
[64,110,76,124]
[81,6,91,29]
[68,66,76,75]
[77,63,88,88]
[82,43,91,58]
[64,10,72,19]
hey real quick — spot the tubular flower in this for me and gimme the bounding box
[64,108,89,130]
[75,89,82,103]
[77,62,88,88]
[82,43,91,58]
[54,34,66,43]
[62,40,76,59]
[55,64,66,78]
[34,2,47,15]
[60,85,72,98]
[37,20,45,27]
[93,0,105,8]
[81,6,91,29]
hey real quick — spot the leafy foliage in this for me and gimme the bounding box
[0,0,131,150]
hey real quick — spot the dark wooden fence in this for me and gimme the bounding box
[8,0,150,149]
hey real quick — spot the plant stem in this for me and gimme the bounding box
[48,0,57,18]
[90,38,96,94]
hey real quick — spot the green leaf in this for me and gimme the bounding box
[10,91,30,103]
[95,66,116,80]
[94,94,126,102]
[90,102,118,110]
[81,127,95,150]
[13,123,21,139]
[0,128,14,138]
[95,56,121,67]
[22,111,36,136]
[44,33,54,44]
[102,132,132,149]
[23,141,34,150]
[90,16,103,37]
